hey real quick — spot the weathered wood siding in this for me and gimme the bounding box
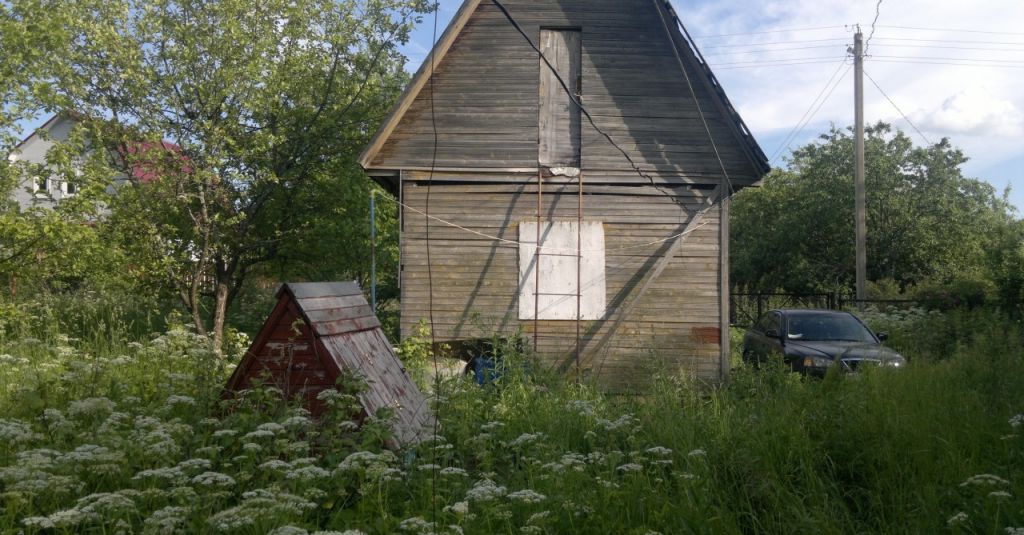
[401,179,724,388]
[370,0,763,186]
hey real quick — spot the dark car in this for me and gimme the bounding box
[742,309,905,376]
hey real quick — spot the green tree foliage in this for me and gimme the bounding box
[732,123,1019,296]
[9,0,426,349]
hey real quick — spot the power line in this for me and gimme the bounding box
[872,36,1024,46]
[872,54,1024,64]
[714,59,849,70]
[701,37,850,49]
[702,43,853,57]
[870,43,1024,53]
[863,69,933,146]
[876,24,1024,36]
[870,59,1024,69]
[488,0,661,186]
[865,0,883,55]
[710,55,850,66]
[768,58,850,162]
[693,25,847,38]
[771,63,853,163]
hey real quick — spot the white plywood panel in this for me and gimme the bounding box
[519,221,605,320]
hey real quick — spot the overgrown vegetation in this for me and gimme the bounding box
[1,308,1022,534]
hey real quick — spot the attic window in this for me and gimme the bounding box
[519,221,606,321]
[539,29,582,169]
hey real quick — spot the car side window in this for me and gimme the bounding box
[765,313,781,334]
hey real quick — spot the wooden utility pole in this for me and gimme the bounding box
[853,27,867,303]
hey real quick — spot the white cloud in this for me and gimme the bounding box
[912,88,1023,137]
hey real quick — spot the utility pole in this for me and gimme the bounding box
[853,27,867,304]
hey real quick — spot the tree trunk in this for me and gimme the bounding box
[212,280,229,355]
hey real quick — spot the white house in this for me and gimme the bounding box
[7,114,82,210]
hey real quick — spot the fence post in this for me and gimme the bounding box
[756,294,764,320]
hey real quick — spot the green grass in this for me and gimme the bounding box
[0,309,1022,534]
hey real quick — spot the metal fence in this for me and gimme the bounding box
[729,293,920,327]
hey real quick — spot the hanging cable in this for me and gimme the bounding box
[488,0,662,186]
[772,63,853,163]
[863,69,934,146]
[864,0,883,55]
[694,25,847,39]
[423,0,441,528]
[769,57,851,162]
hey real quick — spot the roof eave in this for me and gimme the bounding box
[358,0,483,171]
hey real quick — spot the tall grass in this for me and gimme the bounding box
[0,308,1021,533]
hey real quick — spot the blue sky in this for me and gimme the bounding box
[400,0,1024,211]
[14,0,1024,209]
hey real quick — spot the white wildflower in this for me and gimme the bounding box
[1006,528,1024,535]
[267,527,309,535]
[257,422,286,434]
[646,446,672,456]
[527,511,551,525]
[440,467,468,477]
[596,414,636,432]
[191,471,236,488]
[465,479,508,502]
[417,463,441,471]
[243,429,276,440]
[616,463,643,473]
[283,415,312,429]
[444,501,470,515]
[134,466,185,482]
[509,489,546,504]
[989,491,1012,499]
[286,465,331,481]
[481,421,503,432]
[1010,414,1023,428]
[176,458,213,473]
[142,506,189,535]
[212,429,238,439]
[399,516,434,532]
[508,432,542,448]
[520,527,543,534]
[0,418,40,445]
[947,512,969,526]
[566,400,595,416]
[687,449,707,458]
[164,395,196,409]
[960,474,1010,487]
[67,397,117,419]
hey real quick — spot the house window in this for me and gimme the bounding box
[519,220,605,320]
[33,176,49,194]
[64,180,77,195]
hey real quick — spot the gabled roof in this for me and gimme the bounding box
[359,0,769,178]
[224,281,434,447]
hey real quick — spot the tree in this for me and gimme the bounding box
[732,123,1017,295]
[26,0,428,350]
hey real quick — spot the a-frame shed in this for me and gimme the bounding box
[360,0,770,389]
[225,282,433,446]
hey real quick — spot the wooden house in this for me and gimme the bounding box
[359,0,769,389]
[224,282,433,446]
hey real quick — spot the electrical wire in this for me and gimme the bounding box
[870,59,1024,68]
[701,37,851,49]
[869,43,1024,53]
[424,0,440,528]
[710,55,850,66]
[693,25,847,38]
[768,58,850,162]
[702,43,855,56]
[876,24,1024,36]
[871,36,1024,46]
[488,0,660,186]
[375,192,713,254]
[772,64,852,163]
[863,69,933,146]
[714,59,851,70]
[865,0,883,55]
[872,54,1024,64]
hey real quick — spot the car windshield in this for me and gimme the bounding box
[786,313,875,342]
